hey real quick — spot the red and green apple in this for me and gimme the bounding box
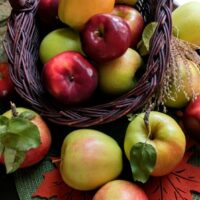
[80,13,131,63]
[42,51,98,105]
[98,48,142,95]
[59,129,123,191]
[112,4,144,47]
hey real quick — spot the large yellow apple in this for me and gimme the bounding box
[172,2,200,45]
[124,111,186,177]
[60,129,123,191]
[98,48,143,95]
[164,60,200,108]
[58,0,115,30]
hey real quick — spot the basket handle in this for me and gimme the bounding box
[8,0,26,9]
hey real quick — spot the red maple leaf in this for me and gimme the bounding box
[143,142,200,200]
[32,165,94,200]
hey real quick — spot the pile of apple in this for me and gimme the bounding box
[37,0,144,105]
[1,1,200,200]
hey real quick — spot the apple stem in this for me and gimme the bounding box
[52,158,61,165]
[10,101,18,118]
[144,109,151,142]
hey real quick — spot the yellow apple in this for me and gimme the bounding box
[164,60,200,108]
[124,111,186,177]
[60,129,123,191]
[172,2,200,45]
[115,0,138,6]
[58,0,115,30]
[98,48,143,95]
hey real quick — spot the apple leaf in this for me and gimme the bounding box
[0,116,9,135]
[18,111,36,121]
[137,22,158,56]
[4,147,26,173]
[1,117,40,151]
[130,142,156,183]
[0,112,41,173]
[32,158,94,200]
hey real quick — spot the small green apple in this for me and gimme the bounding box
[60,129,123,191]
[124,111,186,178]
[115,0,138,6]
[164,60,200,108]
[172,2,200,45]
[39,27,83,64]
[98,48,142,95]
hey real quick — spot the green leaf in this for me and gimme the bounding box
[130,142,156,183]
[18,111,36,121]
[0,116,9,136]
[0,141,4,155]
[3,147,26,174]
[137,22,158,56]
[1,117,41,151]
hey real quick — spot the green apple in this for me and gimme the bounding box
[124,111,186,177]
[115,0,138,6]
[93,180,148,200]
[39,27,83,64]
[172,2,200,45]
[59,129,123,191]
[164,60,200,108]
[98,48,142,95]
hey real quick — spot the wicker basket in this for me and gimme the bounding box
[3,0,172,127]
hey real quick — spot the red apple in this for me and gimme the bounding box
[37,0,62,32]
[80,13,131,63]
[0,63,14,99]
[182,96,200,141]
[93,180,148,200]
[112,5,144,47]
[42,51,98,105]
[0,107,52,173]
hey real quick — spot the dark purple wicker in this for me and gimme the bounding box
[3,0,172,127]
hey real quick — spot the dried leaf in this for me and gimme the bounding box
[143,139,200,200]
[32,163,94,200]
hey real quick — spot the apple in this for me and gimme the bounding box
[111,5,144,47]
[115,0,138,6]
[98,48,142,95]
[59,129,123,191]
[92,179,148,200]
[124,111,186,177]
[39,28,83,64]
[42,51,98,105]
[80,13,132,63]
[58,0,115,30]
[36,0,62,32]
[182,95,200,141]
[172,2,200,45]
[0,63,14,99]
[163,60,200,108]
[0,105,52,173]
[174,0,200,7]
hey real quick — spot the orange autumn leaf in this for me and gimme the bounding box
[143,143,200,200]
[32,167,94,200]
